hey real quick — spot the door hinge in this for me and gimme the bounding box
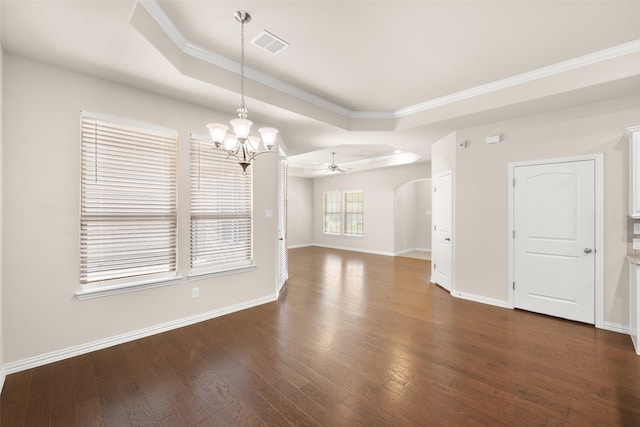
[513,178,516,187]
[513,281,515,290]
[512,230,516,238]
[433,225,436,231]
[434,187,437,192]
[433,263,436,270]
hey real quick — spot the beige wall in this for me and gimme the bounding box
[287,176,313,247]
[313,162,430,255]
[3,54,279,364]
[394,179,431,254]
[440,95,640,327]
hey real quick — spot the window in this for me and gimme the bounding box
[79,112,178,298]
[344,191,364,236]
[190,135,253,278]
[323,190,364,236]
[323,191,342,234]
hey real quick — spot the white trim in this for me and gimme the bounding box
[395,247,431,256]
[288,243,313,249]
[81,110,178,136]
[394,40,640,118]
[0,367,5,394]
[450,290,511,309]
[138,1,640,120]
[75,275,183,300]
[188,264,257,281]
[3,294,277,375]
[602,321,630,335]
[138,1,352,118]
[431,170,454,292]
[312,243,395,257]
[507,154,605,328]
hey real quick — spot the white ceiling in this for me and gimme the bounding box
[3,1,640,176]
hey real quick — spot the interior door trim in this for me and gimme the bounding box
[507,154,604,329]
[431,170,453,292]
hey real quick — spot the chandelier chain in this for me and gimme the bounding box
[239,17,246,116]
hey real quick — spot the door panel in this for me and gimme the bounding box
[514,160,595,323]
[432,173,452,291]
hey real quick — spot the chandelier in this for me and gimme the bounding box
[207,10,279,173]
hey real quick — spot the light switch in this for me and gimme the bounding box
[264,209,273,219]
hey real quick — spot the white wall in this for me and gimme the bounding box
[435,95,640,327]
[313,163,430,255]
[287,176,313,247]
[3,54,279,365]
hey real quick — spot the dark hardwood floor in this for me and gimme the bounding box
[2,246,640,426]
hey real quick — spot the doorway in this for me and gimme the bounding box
[394,178,432,259]
[508,155,604,327]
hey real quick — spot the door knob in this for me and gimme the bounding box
[445,237,451,242]
[584,248,592,254]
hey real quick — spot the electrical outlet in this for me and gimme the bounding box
[191,287,199,299]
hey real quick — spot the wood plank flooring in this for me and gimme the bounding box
[2,246,640,426]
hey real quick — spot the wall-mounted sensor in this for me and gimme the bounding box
[486,134,502,144]
[458,140,467,149]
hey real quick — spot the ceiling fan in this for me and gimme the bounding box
[324,152,351,173]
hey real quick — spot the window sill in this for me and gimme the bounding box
[322,233,365,238]
[75,275,183,301]
[188,264,257,281]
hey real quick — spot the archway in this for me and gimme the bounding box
[394,178,431,259]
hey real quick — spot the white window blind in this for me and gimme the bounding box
[80,113,178,290]
[190,135,253,273]
[278,156,288,286]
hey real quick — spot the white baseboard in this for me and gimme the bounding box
[602,321,630,334]
[3,293,278,375]
[394,247,431,256]
[287,243,313,249]
[312,243,395,257]
[450,290,511,309]
[0,367,5,395]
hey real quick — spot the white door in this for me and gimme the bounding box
[513,160,595,324]
[432,172,452,291]
[278,154,288,292]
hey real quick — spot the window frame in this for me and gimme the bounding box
[76,112,181,300]
[322,190,364,237]
[343,190,365,236]
[188,134,256,281]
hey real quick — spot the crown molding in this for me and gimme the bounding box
[139,0,640,122]
[138,0,352,118]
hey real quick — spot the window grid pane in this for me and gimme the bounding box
[344,191,364,236]
[323,191,342,234]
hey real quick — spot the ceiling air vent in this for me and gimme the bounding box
[252,30,289,55]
